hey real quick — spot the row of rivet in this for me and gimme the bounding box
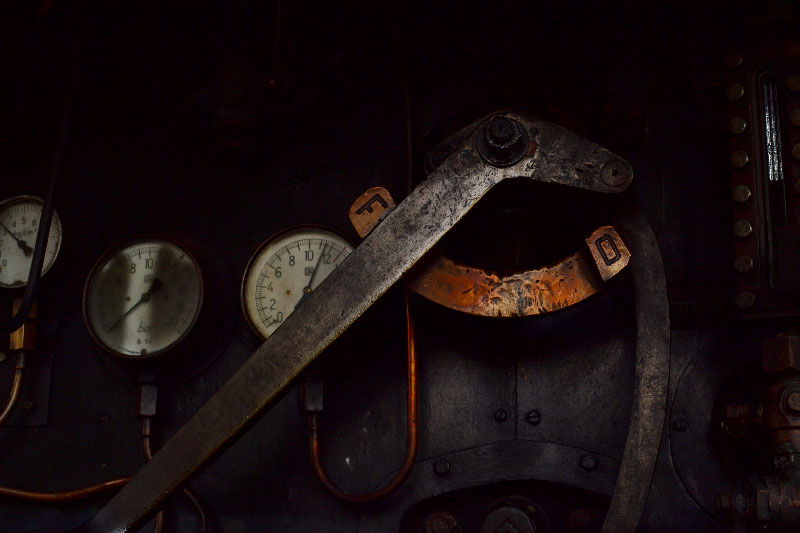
[724,47,800,309]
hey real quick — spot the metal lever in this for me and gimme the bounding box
[79,111,632,532]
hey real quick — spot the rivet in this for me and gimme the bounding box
[672,417,688,432]
[22,400,34,410]
[580,455,598,471]
[433,459,451,476]
[731,151,750,168]
[733,219,753,238]
[494,408,508,422]
[793,143,800,160]
[724,51,744,68]
[732,185,752,203]
[727,83,745,101]
[728,117,747,134]
[788,74,800,92]
[736,291,756,310]
[735,256,754,273]
[526,409,541,425]
[791,109,800,126]
[787,42,800,60]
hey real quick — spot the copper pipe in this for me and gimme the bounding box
[0,477,130,502]
[0,352,26,426]
[143,417,208,532]
[308,292,418,504]
[142,418,165,533]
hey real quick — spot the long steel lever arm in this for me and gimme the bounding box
[79,111,630,533]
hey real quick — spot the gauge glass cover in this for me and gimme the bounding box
[84,237,203,357]
[0,195,62,289]
[242,227,353,339]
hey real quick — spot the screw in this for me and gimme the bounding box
[731,185,751,203]
[728,117,747,134]
[434,459,451,476]
[730,151,750,168]
[735,291,756,310]
[673,417,688,432]
[526,410,541,425]
[734,256,754,274]
[727,83,745,101]
[22,400,34,410]
[580,455,597,471]
[600,159,632,188]
[733,220,753,238]
[494,408,508,422]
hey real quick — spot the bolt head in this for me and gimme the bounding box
[727,83,745,101]
[22,400,34,410]
[728,117,747,134]
[478,116,529,168]
[733,219,753,238]
[434,459,451,476]
[730,151,750,168]
[422,512,460,533]
[487,117,514,144]
[731,185,752,203]
[526,410,541,425]
[724,51,744,69]
[734,256,754,274]
[736,291,756,310]
[788,74,800,92]
[494,409,508,422]
[580,455,597,471]
[673,417,688,432]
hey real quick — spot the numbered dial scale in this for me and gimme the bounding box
[0,195,62,288]
[83,236,204,358]
[242,226,353,339]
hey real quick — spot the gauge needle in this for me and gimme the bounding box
[106,278,164,333]
[0,220,33,257]
[294,243,328,310]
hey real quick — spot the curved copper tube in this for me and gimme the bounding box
[0,352,26,426]
[308,292,418,504]
[143,418,208,532]
[0,477,130,502]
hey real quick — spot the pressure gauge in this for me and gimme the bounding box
[0,195,62,288]
[83,236,204,358]
[242,226,353,339]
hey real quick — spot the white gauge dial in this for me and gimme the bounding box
[0,195,62,289]
[84,237,203,357]
[242,226,353,339]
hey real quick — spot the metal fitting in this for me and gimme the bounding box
[477,116,529,168]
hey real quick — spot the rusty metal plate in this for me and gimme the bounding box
[406,226,629,317]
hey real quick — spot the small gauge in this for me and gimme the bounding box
[83,236,204,358]
[0,195,63,289]
[242,226,353,339]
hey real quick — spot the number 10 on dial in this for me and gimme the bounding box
[241,226,353,339]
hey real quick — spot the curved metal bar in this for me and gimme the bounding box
[308,292,418,503]
[601,207,670,532]
[0,353,25,425]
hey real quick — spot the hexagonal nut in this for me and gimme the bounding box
[762,336,800,373]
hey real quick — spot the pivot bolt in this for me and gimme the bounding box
[494,409,507,422]
[477,116,529,168]
[600,159,632,188]
[526,409,541,425]
[580,455,597,471]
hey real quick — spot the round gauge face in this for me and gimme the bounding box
[0,195,62,289]
[242,226,353,339]
[83,237,204,358]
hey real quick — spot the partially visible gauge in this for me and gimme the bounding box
[242,226,353,339]
[83,236,204,358]
[0,195,62,289]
